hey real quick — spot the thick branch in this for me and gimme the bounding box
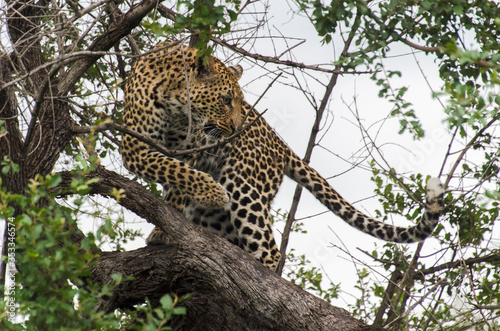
[93,245,378,330]
[58,166,377,330]
[58,0,164,95]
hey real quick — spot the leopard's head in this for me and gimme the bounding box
[186,56,244,137]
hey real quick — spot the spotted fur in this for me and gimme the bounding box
[121,42,445,271]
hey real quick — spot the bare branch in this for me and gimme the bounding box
[213,37,345,74]
[277,9,364,275]
[399,38,444,53]
[416,252,500,279]
[57,0,165,95]
[155,3,370,75]
[359,248,500,282]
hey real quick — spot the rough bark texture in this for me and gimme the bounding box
[59,167,377,331]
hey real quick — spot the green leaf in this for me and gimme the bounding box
[160,294,173,310]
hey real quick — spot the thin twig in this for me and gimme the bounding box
[444,116,498,188]
[276,9,363,275]
[439,126,459,178]
[180,45,194,150]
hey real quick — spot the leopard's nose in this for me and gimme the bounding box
[229,111,241,134]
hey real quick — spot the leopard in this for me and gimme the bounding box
[121,42,445,272]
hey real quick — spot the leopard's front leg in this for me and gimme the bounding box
[121,135,229,209]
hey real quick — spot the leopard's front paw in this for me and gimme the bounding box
[191,174,229,209]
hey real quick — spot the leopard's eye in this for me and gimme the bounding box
[222,97,232,105]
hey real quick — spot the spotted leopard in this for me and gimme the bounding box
[121,42,445,272]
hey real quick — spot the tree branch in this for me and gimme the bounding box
[57,0,164,95]
[415,252,500,280]
[212,37,346,74]
[277,9,363,275]
[155,3,370,75]
[57,166,378,330]
[358,247,500,282]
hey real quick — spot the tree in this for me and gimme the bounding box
[1,0,499,330]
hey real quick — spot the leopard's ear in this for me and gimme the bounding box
[229,65,243,81]
[193,55,215,80]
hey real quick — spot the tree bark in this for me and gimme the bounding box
[59,166,379,330]
[94,246,374,331]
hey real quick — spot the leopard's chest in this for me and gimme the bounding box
[162,124,232,181]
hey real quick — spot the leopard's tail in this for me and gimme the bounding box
[284,152,444,243]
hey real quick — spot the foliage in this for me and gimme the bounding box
[129,294,188,331]
[284,249,340,304]
[0,157,185,329]
[145,0,241,57]
[0,160,118,330]
[298,0,500,139]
